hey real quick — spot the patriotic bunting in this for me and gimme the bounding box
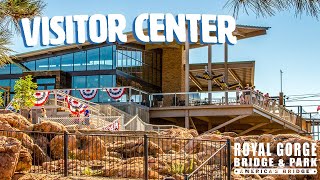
[66,96,87,114]
[106,88,126,100]
[57,89,71,100]
[34,91,50,106]
[100,120,120,131]
[79,88,98,101]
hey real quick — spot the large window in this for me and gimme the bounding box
[0,79,10,87]
[74,51,87,71]
[115,45,162,87]
[100,46,114,69]
[61,54,73,71]
[23,61,35,71]
[36,58,49,71]
[87,75,99,102]
[87,48,99,70]
[0,65,11,74]
[49,56,61,70]
[10,79,18,92]
[11,64,23,74]
[71,75,115,102]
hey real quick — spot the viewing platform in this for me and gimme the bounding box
[149,90,311,135]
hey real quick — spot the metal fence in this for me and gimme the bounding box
[1,129,231,179]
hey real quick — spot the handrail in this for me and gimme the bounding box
[187,143,227,178]
[124,114,180,131]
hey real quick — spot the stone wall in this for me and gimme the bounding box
[162,47,186,106]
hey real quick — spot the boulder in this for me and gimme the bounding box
[0,121,34,150]
[50,134,107,161]
[76,135,107,160]
[32,134,49,154]
[32,144,50,165]
[0,113,32,131]
[33,121,67,133]
[103,157,163,179]
[15,147,32,173]
[50,135,77,159]
[0,136,22,180]
[108,139,163,158]
[159,128,196,139]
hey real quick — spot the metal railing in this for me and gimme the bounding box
[101,104,133,124]
[0,129,230,179]
[185,139,231,180]
[110,102,150,123]
[38,115,122,130]
[149,90,305,129]
[124,115,181,132]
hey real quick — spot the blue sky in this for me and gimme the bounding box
[10,0,320,112]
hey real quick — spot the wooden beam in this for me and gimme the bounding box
[189,73,203,91]
[204,115,249,134]
[264,129,282,134]
[162,117,178,123]
[239,123,268,135]
[228,69,243,88]
[189,117,198,131]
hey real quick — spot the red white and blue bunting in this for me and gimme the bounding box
[34,91,50,106]
[79,88,98,101]
[66,96,87,114]
[100,120,120,131]
[106,88,126,100]
[57,90,71,100]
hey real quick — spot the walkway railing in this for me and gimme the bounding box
[124,114,181,132]
[38,115,122,130]
[149,90,304,129]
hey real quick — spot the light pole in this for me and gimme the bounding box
[280,70,283,93]
[280,70,284,106]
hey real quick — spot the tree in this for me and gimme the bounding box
[0,0,45,66]
[225,0,320,18]
[12,75,37,110]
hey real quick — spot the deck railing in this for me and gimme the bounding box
[149,90,304,129]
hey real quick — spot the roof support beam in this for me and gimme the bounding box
[239,122,268,135]
[189,117,198,131]
[189,73,203,91]
[264,129,282,134]
[228,69,243,88]
[204,115,249,134]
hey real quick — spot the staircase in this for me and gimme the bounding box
[6,90,165,131]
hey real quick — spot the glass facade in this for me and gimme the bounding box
[0,44,162,103]
[116,45,161,87]
[72,75,115,102]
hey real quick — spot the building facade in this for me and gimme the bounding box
[1,43,162,103]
